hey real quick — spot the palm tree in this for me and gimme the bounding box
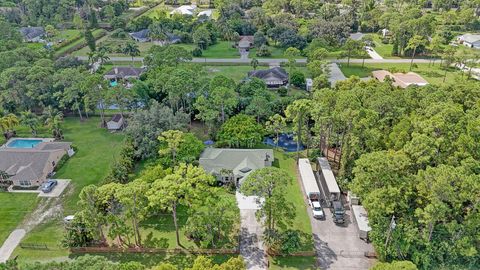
[406,35,426,71]
[20,111,39,137]
[87,51,98,66]
[96,47,110,66]
[0,114,19,139]
[43,107,64,140]
[122,42,140,64]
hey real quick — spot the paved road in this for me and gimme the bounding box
[76,55,433,64]
[236,192,267,270]
[0,229,26,263]
[365,46,383,60]
[328,63,347,86]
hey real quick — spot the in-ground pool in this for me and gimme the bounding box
[110,80,118,87]
[7,139,43,148]
[264,133,304,152]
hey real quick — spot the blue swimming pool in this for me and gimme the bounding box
[264,133,304,152]
[7,139,43,148]
[110,80,118,87]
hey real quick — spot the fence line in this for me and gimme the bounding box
[70,247,239,255]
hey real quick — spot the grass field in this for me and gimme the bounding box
[273,150,314,251]
[201,41,240,58]
[0,193,39,245]
[55,29,105,57]
[339,62,466,85]
[248,46,287,59]
[371,35,398,59]
[269,256,317,270]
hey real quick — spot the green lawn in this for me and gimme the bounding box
[54,30,82,42]
[56,117,125,212]
[273,150,314,251]
[269,256,317,270]
[339,62,466,85]
[0,193,39,245]
[11,117,125,262]
[248,46,287,59]
[371,35,399,59]
[55,29,105,57]
[201,41,240,58]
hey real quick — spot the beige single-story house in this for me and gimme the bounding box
[237,36,254,50]
[104,67,145,81]
[372,70,429,88]
[199,148,274,187]
[0,139,72,187]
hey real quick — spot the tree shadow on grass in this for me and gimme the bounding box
[141,205,189,233]
[143,231,169,248]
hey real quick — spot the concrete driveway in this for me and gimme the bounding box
[365,46,383,60]
[38,179,70,198]
[236,192,267,270]
[328,63,347,86]
[0,229,25,263]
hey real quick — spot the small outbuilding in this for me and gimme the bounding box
[237,36,254,50]
[306,78,313,91]
[107,114,124,131]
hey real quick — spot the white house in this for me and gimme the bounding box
[458,34,480,49]
[197,9,213,18]
[170,5,196,16]
[107,114,124,131]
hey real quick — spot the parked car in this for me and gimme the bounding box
[312,201,325,219]
[41,179,57,193]
[63,215,75,223]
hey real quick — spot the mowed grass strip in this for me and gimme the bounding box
[273,150,314,251]
[0,193,39,245]
[54,117,125,213]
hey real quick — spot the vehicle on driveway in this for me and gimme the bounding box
[63,215,75,223]
[331,200,345,224]
[41,179,57,193]
[298,159,325,219]
[312,200,325,219]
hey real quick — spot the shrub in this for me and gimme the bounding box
[192,47,203,57]
[277,87,288,97]
[256,44,271,57]
[289,70,305,87]
[111,28,128,38]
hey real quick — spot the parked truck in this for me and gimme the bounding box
[298,158,325,219]
[331,200,345,224]
[352,205,372,241]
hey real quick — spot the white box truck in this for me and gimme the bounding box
[298,158,325,219]
[352,205,372,241]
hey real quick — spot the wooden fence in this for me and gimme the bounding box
[70,247,239,255]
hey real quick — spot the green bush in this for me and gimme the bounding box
[192,47,203,57]
[277,87,288,97]
[256,44,271,57]
[290,70,305,88]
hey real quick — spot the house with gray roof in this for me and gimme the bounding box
[19,27,45,42]
[129,29,150,42]
[458,33,480,49]
[0,140,72,187]
[104,67,145,81]
[248,67,289,88]
[199,148,274,187]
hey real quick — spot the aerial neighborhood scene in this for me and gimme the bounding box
[1,0,480,269]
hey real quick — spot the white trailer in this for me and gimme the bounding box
[298,158,324,219]
[352,205,372,241]
[316,157,341,204]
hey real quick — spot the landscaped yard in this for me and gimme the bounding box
[339,62,466,85]
[371,34,399,59]
[0,193,39,245]
[10,116,125,262]
[201,41,240,58]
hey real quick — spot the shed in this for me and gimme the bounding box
[107,114,124,131]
